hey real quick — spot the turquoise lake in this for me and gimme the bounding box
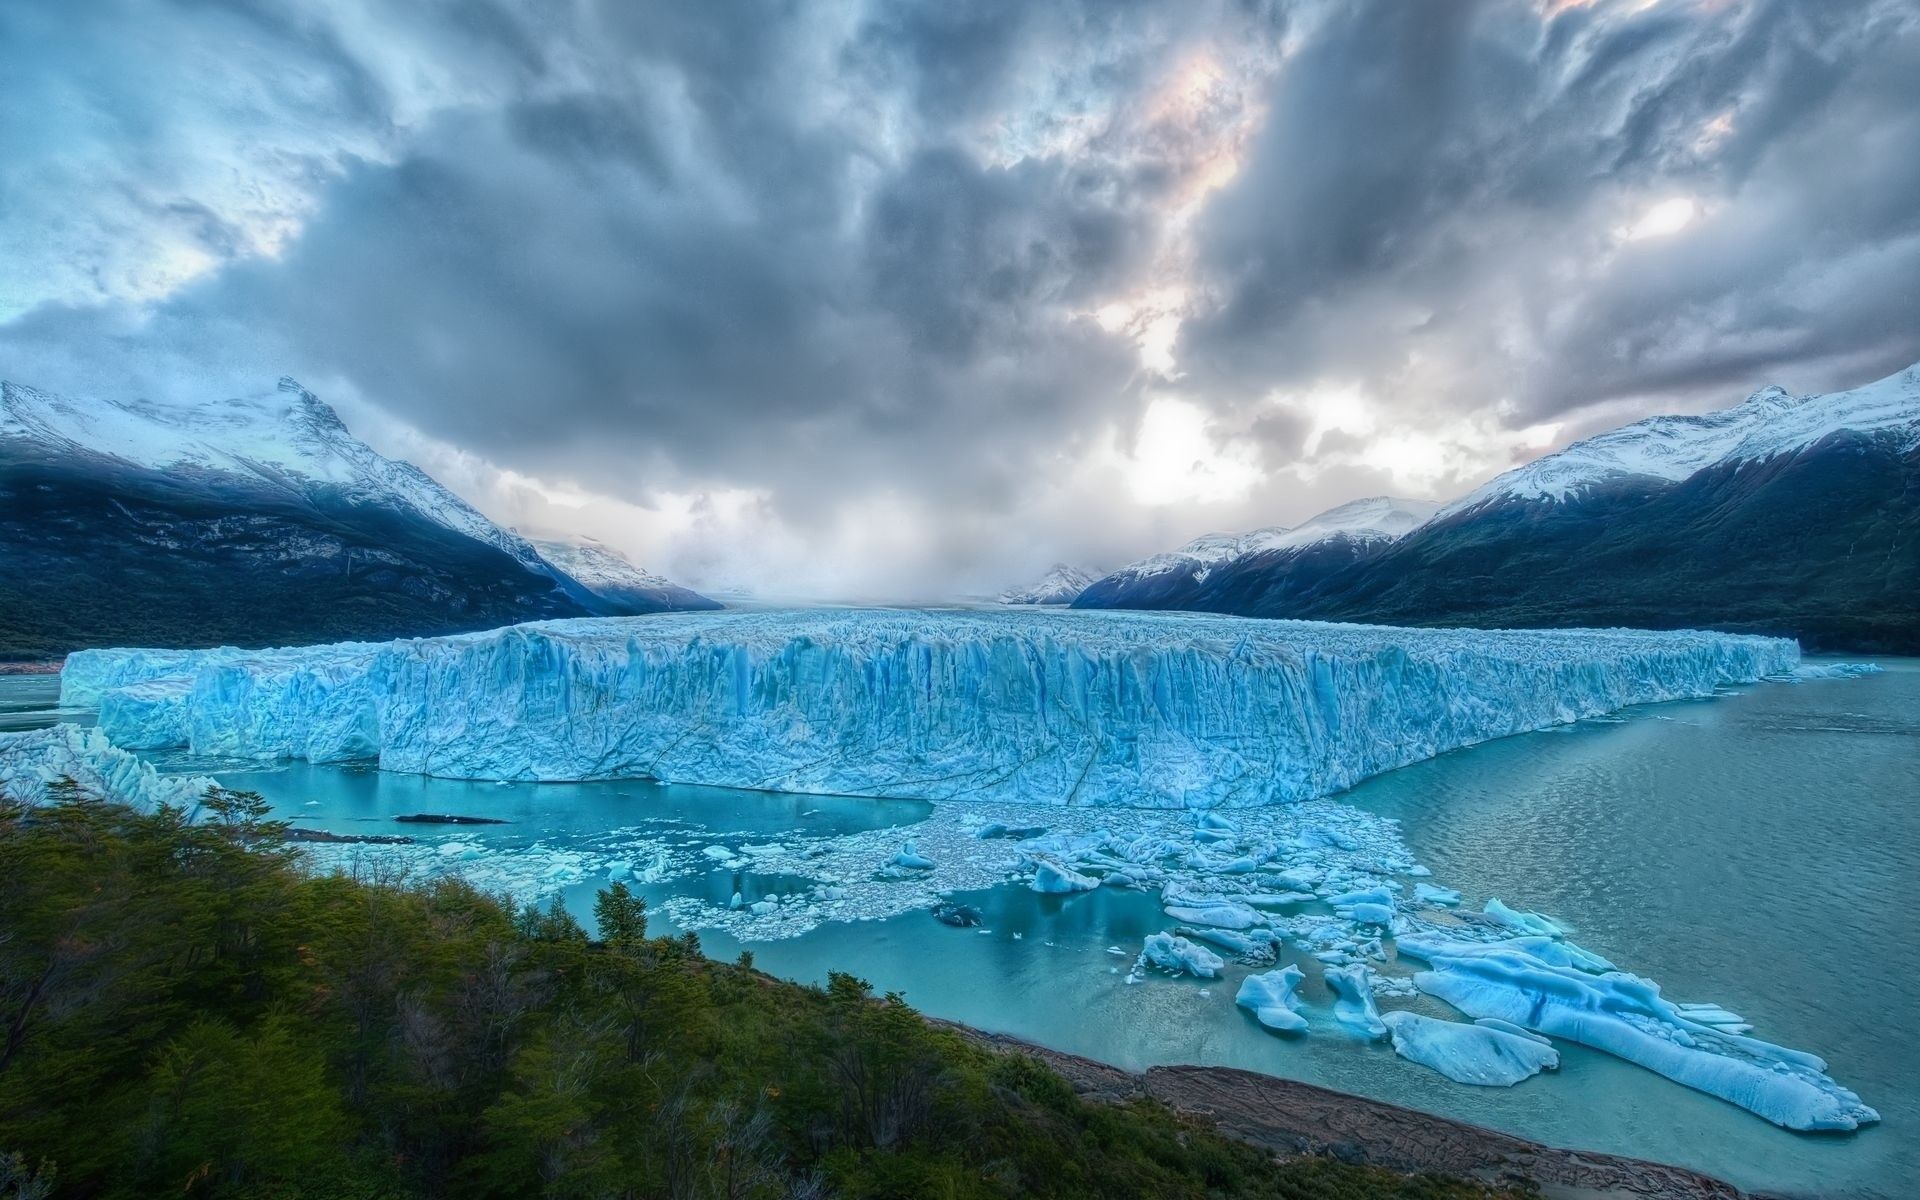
[5,657,1914,1199]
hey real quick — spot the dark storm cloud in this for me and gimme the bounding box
[1180,0,1920,425]
[2,0,1917,593]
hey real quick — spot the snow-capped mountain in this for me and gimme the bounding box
[997,563,1098,605]
[1099,527,1293,591]
[529,537,719,614]
[2,376,557,576]
[1075,498,1438,611]
[1442,365,1920,516]
[0,376,708,658]
[1080,363,1920,652]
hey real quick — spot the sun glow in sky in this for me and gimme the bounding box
[1624,196,1702,241]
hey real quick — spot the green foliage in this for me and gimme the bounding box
[0,788,1531,1200]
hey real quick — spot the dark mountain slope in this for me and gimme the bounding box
[1203,432,1919,652]
[0,444,591,659]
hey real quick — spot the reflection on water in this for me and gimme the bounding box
[2,660,1914,1199]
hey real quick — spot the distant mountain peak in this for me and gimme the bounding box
[529,535,720,614]
[1095,496,1439,593]
[998,562,1098,605]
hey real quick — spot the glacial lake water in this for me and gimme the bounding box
[5,658,1915,1199]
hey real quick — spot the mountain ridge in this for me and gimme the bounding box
[0,376,711,658]
[1075,364,1920,652]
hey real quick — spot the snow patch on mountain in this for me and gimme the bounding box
[1098,497,1440,589]
[0,375,559,578]
[1444,363,1920,515]
[528,537,718,612]
[1254,496,1442,550]
[998,563,1098,605]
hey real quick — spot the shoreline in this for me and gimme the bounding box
[938,1020,1768,1200]
[0,661,62,675]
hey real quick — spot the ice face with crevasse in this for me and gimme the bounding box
[64,608,1795,806]
[33,608,1880,1133]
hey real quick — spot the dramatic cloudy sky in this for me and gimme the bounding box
[3,0,1916,598]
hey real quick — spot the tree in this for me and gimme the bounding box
[592,883,647,955]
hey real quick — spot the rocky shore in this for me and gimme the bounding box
[944,1022,1763,1200]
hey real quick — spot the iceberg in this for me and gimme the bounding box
[65,609,1798,808]
[1132,933,1225,979]
[1235,966,1309,1033]
[1396,933,1878,1131]
[0,725,215,813]
[1381,1011,1559,1086]
[889,840,935,870]
[1029,858,1099,893]
[1785,662,1881,681]
[1482,898,1564,937]
[1324,964,1388,1039]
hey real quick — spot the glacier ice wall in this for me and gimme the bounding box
[64,609,1797,808]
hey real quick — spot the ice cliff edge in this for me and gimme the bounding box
[63,610,1797,808]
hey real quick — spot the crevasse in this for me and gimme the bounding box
[62,609,1796,808]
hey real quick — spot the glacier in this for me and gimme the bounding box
[63,608,1796,808]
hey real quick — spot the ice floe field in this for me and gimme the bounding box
[4,611,1916,1199]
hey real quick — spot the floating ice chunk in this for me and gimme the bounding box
[0,725,216,814]
[702,845,736,861]
[1786,662,1881,681]
[635,851,671,882]
[438,841,487,860]
[1324,965,1388,1039]
[890,841,935,870]
[1029,857,1099,894]
[1236,966,1309,1034]
[1396,934,1878,1131]
[1483,898,1564,937]
[1163,902,1264,930]
[1133,933,1225,980]
[1677,1002,1754,1033]
[1178,926,1278,963]
[1270,867,1322,892]
[1382,1011,1559,1086]
[1242,891,1315,908]
[728,891,745,910]
[1414,883,1463,907]
[1475,1017,1550,1044]
[1339,902,1396,927]
[1324,885,1394,907]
